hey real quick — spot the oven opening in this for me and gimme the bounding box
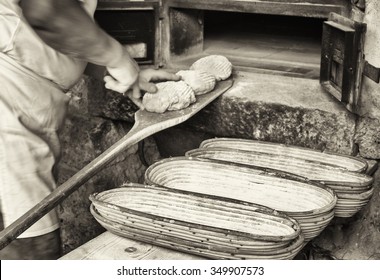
[169,9,324,79]
[95,9,156,64]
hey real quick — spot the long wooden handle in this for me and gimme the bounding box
[0,123,146,250]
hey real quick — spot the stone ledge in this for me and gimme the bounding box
[176,71,357,155]
[354,117,380,159]
[84,71,357,155]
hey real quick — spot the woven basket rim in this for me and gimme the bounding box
[336,187,374,199]
[146,156,339,190]
[90,184,301,242]
[144,157,338,215]
[185,147,373,188]
[90,204,305,259]
[93,207,294,250]
[199,138,368,173]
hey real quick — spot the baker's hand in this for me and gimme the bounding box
[103,50,140,95]
[126,68,180,109]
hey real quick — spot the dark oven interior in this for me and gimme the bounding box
[169,9,325,79]
[94,4,159,65]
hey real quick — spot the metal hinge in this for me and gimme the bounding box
[363,61,380,83]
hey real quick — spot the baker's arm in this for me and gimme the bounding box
[19,0,180,108]
[19,0,139,95]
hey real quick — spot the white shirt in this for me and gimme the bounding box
[0,0,97,90]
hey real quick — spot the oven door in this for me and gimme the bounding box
[320,11,380,115]
[319,12,368,114]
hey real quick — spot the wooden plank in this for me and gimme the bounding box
[97,0,159,10]
[240,0,345,3]
[60,232,205,260]
[329,12,366,30]
[167,0,346,18]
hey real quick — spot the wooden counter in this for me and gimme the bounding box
[60,231,205,260]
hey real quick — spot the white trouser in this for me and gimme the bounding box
[0,53,69,238]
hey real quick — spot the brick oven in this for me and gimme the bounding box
[95,0,378,113]
[56,0,380,259]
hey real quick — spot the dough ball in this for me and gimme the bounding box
[176,70,216,95]
[142,81,196,113]
[190,55,232,81]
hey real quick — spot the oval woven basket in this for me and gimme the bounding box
[200,138,368,173]
[90,184,304,259]
[334,187,374,217]
[145,157,337,241]
[91,206,305,260]
[185,147,373,218]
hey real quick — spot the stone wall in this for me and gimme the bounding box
[353,0,380,158]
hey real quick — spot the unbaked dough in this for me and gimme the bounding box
[190,55,232,81]
[142,81,196,113]
[176,70,216,95]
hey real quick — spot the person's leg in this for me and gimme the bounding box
[0,208,62,260]
[0,227,61,260]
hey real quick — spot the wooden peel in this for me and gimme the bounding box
[0,78,233,250]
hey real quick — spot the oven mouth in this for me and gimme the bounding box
[169,9,325,79]
[94,7,158,65]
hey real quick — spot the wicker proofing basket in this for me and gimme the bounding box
[186,147,374,218]
[89,184,304,260]
[144,157,337,241]
[200,138,368,173]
